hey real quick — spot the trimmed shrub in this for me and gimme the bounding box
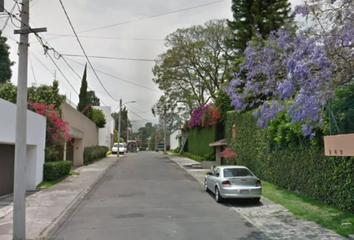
[226,111,354,213]
[43,161,72,181]
[182,152,204,162]
[188,125,216,157]
[84,146,109,165]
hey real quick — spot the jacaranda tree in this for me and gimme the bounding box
[226,0,354,138]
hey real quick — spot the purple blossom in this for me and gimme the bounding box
[226,0,354,136]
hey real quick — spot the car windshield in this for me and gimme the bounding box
[223,168,254,178]
[113,143,118,147]
[119,143,124,147]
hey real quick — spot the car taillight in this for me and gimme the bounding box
[222,180,231,186]
[256,180,261,187]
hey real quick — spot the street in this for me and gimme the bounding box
[48,152,268,240]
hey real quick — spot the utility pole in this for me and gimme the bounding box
[164,106,167,153]
[13,1,46,239]
[117,98,122,157]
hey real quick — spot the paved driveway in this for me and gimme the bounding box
[48,152,268,240]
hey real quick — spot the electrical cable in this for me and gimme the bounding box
[29,55,37,84]
[61,53,157,62]
[44,0,227,41]
[41,34,165,41]
[126,106,154,122]
[1,2,16,31]
[58,0,120,102]
[64,57,163,93]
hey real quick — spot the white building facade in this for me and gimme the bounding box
[0,98,46,197]
[93,106,115,149]
[170,129,182,150]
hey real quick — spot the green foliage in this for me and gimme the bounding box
[214,88,234,124]
[88,90,100,106]
[149,131,156,151]
[204,152,216,161]
[188,125,216,157]
[329,85,354,134]
[226,111,354,213]
[113,129,124,143]
[139,147,146,151]
[28,80,66,110]
[227,0,292,53]
[0,82,16,103]
[181,152,204,162]
[83,146,109,165]
[111,107,130,141]
[0,31,14,83]
[43,161,72,181]
[92,108,106,128]
[0,81,65,108]
[77,64,93,119]
[44,145,64,162]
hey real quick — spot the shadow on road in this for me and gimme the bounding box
[205,191,264,208]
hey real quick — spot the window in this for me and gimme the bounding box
[215,168,220,177]
[223,168,254,177]
[119,143,124,147]
[113,143,118,147]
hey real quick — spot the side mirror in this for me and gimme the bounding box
[206,172,212,176]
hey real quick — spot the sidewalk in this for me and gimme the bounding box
[0,156,118,240]
[167,154,348,240]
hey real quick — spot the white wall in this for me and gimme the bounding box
[93,106,114,148]
[170,129,181,150]
[0,98,46,190]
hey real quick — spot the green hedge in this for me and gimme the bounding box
[188,125,216,157]
[182,152,204,162]
[226,111,354,213]
[43,161,72,181]
[84,146,109,165]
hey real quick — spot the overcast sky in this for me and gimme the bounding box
[0,0,303,130]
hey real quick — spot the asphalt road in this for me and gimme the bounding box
[48,152,268,240]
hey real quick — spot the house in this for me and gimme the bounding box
[170,129,181,150]
[93,106,115,149]
[61,102,99,166]
[0,98,46,198]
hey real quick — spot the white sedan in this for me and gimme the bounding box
[111,143,125,155]
[204,166,262,203]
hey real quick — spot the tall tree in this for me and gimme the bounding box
[227,0,292,55]
[0,31,14,83]
[152,19,233,114]
[77,64,93,119]
[111,107,131,142]
[88,90,100,106]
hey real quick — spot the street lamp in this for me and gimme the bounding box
[117,99,136,157]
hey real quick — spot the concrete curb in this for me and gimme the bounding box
[38,157,119,239]
[165,155,205,185]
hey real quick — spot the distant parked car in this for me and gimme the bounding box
[204,166,262,203]
[111,143,126,155]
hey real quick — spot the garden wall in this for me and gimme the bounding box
[226,111,354,213]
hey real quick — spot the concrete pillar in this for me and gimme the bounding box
[73,139,84,166]
[216,147,221,165]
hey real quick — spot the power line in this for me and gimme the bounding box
[61,53,157,62]
[29,55,37,84]
[58,0,119,102]
[41,34,165,41]
[47,52,79,95]
[1,2,16,31]
[64,57,163,93]
[126,106,153,122]
[128,104,154,116]
[44,0,227,41]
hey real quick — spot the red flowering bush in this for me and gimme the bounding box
[28,102,71,145]
[221,148,236,165]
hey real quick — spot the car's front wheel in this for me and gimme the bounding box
[204,180,209,192]
[215,187,223,203]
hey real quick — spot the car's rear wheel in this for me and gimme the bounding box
[215,187,223,203]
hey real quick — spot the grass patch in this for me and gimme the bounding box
[262,181,354,237]
[37,175,68,189]
[37,171,80,189]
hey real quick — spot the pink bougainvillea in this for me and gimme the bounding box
[188,103,221,128]
[221,148,236,160]
[28,102,71,145]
